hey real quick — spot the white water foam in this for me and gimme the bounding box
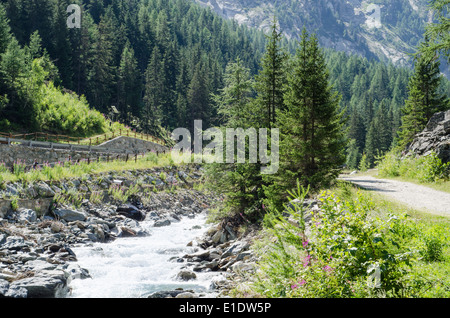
[69,214,223,298]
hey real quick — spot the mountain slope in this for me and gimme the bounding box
[194,0,449,76]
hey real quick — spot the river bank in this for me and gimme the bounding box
[0,164,259,298]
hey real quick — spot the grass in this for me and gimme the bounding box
[230,180,450,298]
[0,152,176,184]
[3,120,166,146]
[334,181,450,297]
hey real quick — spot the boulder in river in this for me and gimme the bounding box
[116,204,145,221]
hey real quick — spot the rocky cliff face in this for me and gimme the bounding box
[406,110,450,163]
[193,0,449,76]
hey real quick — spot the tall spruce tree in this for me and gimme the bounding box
[424,0,450,63]
[255,17,288,128]
[205,58,263,220]
[264,28,346,210]
[398,39,449,149]
[117,42,141,123]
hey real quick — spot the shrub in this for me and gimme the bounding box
[378,150,450,182]
[253,183,414,298]
[359,153,369,172]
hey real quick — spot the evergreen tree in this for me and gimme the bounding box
[364,101,393,166]
[213,57,255,127]
[0,3,11,57]
[187,61,211,134]
[87,14,116,113]
[142,45,164,132]
[255,17,288,128]
[424,0,450,62]
[265,28,346,210]
[117,42,141,123]
[398,39,449,149]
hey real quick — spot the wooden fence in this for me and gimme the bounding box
[0,129,165,146]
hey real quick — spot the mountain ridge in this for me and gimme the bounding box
[193,0,449,76]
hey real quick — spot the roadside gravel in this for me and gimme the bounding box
[340,175,450,217]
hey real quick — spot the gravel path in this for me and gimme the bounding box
[340,175,450,217]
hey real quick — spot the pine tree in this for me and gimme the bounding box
[424,0,450,63]
[255,17,288,128]
[87,14,116,113]
[398,39,449,149]
[0,3,11,57]
[117,42,141,122]
[213,57,255,127]
[142,45,164,132]
[187,61,211,134]
[265,28,346,210]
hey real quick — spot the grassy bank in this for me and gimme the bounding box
[230,180,450,298]
[0,152,175,185]
[376,151,450,193]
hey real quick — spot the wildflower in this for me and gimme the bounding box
[323,265,333,272]
[303,254,311,267]
[302,240,309,248]
[299,279,306,286]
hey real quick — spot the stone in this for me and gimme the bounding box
[53,209,87,222]
[9,270,69,298]
[2,236,29,251]
[0,279,28,298]
[148,289,194,298]
[153,218,171,227]
[5,185,18,196]
[64,264,91,282]
[18,208,37,223]
[116,204,145,221]
[176,270,197,281]
[175,292,196,298]
[406,110,450,163]
[35,183,55,197]
[231,261,256,275]
[222,241,250,258]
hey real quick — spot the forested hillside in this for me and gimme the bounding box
[194,0,450,77]
[0,0,448,165]
[0,0,266,136]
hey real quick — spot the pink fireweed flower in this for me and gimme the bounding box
[303,254,311,267]
[291,279,306,290]
[302,240,309,248]
[323,265,333,272]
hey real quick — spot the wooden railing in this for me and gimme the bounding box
[0,130,166,146]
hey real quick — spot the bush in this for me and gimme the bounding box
[378,150,450,182]
[37,82,107,137]
[253,183,414,298]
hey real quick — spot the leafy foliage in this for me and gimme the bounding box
[253,185,416,298]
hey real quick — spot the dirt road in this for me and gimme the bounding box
[340,175,450,217]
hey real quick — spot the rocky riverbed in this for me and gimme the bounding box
[0,165,260,298]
